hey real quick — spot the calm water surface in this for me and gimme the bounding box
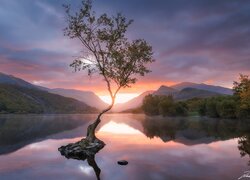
[0,114,249,180]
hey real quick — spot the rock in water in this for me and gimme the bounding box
[58,138,105,160]
[117,160,128,165]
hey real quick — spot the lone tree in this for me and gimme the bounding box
[64,0,154,143]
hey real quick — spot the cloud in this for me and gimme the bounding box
[0,0,250,92]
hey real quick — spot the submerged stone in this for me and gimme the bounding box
[117,160,128,165]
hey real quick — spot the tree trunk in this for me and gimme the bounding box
[86,116,101,142]
[86,103,113,142]
[86,85,121,142]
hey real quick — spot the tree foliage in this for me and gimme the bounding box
[198,96,237,119]
[196,74,250,119]
[64,0,154,107]
[63,0,154,142]
[142,94,160,116]
[233,74,250,118]
[158,95,175,116]
[141,74,250,119]
[142,95,188,117]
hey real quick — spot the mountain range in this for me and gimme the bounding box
[171,82,233,95]
[0,84,98,114]
[0,72,233,113]
[112,83,232,112]
[0,114,239,155]
[0,72,37,89]
[0,72,107,113]
[0,73,99,113]
[48,88,108,110]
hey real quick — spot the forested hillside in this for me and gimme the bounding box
[0,84,98,114]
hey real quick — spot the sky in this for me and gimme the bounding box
[0,0,250,101]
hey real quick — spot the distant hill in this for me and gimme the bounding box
[118,83,230,112]
[171,82,233,95]
[174,87,221,101]
[112,91,154,112]
[153,85,178,96]
[48,88,109,110]
[0,72,107,110]
[0,84,98,114]
[0,72,233,113]
[0,72,37,89]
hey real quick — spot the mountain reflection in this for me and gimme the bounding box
[140,116,250,165]
[1,114,250,167]
[141,117,250,144]
[0,114,95,155]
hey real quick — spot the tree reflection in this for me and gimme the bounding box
[59,149,102,180]
[58,138,104,180]
[141,117,182,141]
[141,117,244,143]
[140,116,250,165]
[87,155,101,180]
[61,153,101,180]
[238,135,250,166]
[141,117,217,144]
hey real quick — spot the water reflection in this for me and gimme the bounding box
[238,135,250,166]
[0,114,250,179]
[64,153,101,180]
[99,121,142,135]
[140,116,250,166]
[0,114,95,155]
[87,155,101,180]
[141,117,250,145]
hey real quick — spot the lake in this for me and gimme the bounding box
[0,114,249,180]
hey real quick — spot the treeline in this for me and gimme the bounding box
[142,74,250,119]
[188,96,238,119]
[142,95,188,116]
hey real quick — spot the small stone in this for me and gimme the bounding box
[117,160,128,165]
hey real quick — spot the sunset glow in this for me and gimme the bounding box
[98,121,143,134]
[99,93,139,104]
[0,1,249,92]
[0,0,249,179]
